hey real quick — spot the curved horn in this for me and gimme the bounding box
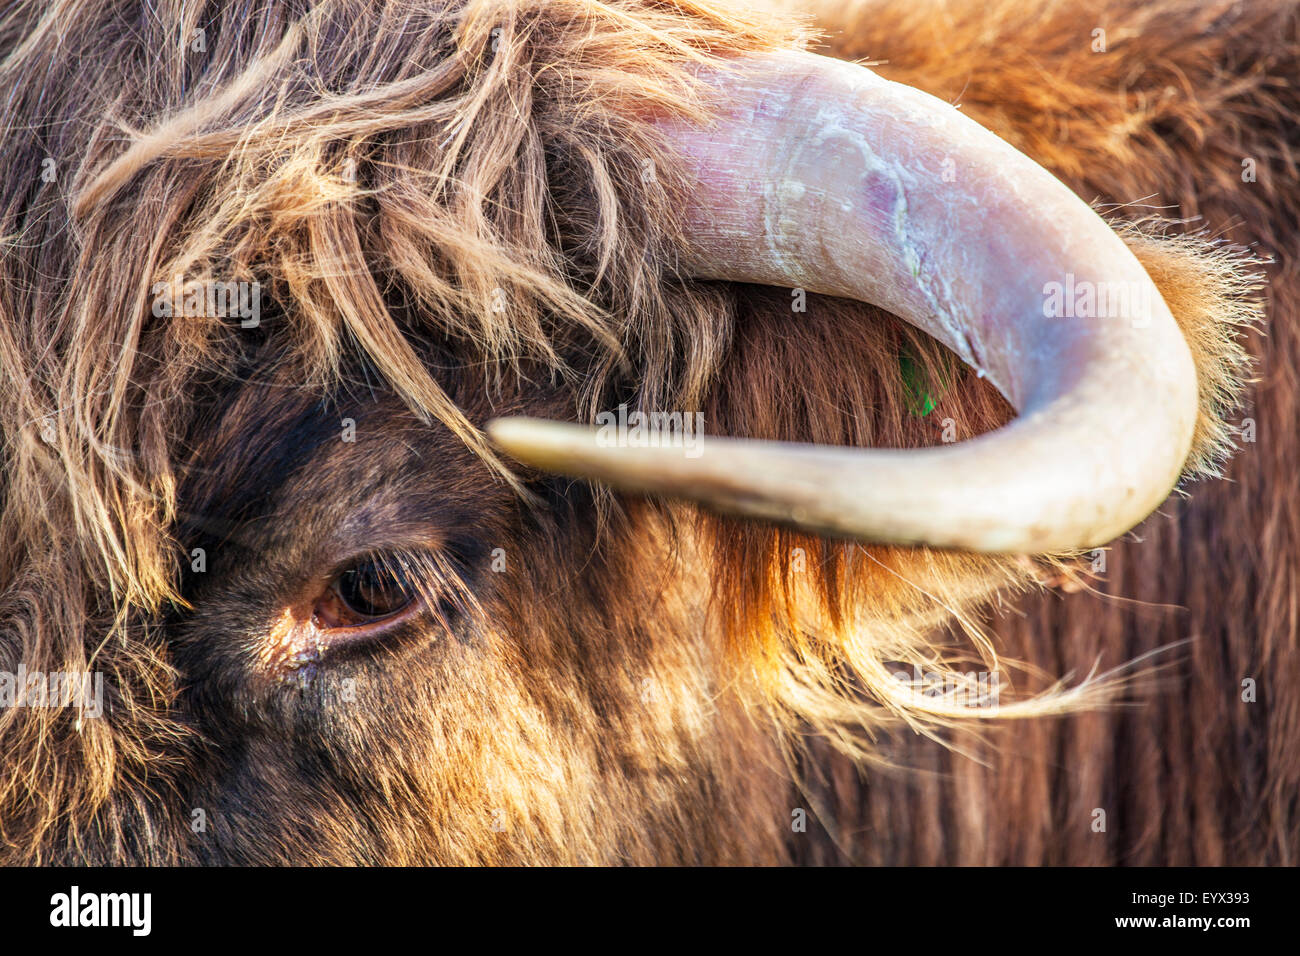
[488,51,1198,553]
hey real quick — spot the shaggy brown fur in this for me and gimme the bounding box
[779,0,1299,865]
[0,0,1284,864]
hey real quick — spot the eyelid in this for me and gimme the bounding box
[314,585,420,631]
[326,544,438,581]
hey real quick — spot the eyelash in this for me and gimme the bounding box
[315,548,475,632]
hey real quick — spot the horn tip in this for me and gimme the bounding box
[486,416,587,468]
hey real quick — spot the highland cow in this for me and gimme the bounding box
[0,0,1293,865]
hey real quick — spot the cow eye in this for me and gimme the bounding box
[315,557,416,628]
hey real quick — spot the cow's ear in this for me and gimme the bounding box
[696,285,1047,741]
[693,219,1260,745]
[703,288,1012,458]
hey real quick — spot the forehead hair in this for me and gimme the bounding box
[0,0,798,618]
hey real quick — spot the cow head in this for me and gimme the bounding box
[0,0,1256,863]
